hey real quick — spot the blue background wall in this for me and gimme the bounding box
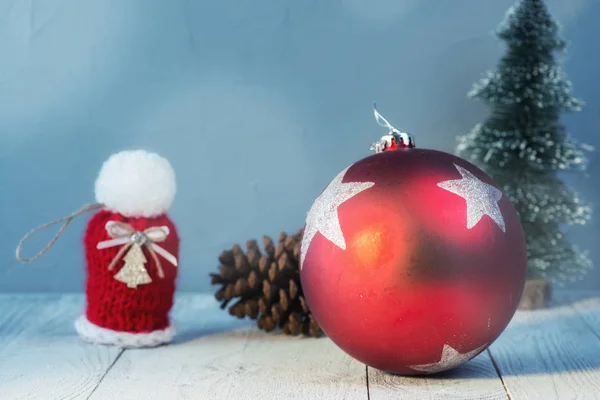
[1,0,598,292]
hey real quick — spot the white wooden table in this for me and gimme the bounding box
[1,291,599,400]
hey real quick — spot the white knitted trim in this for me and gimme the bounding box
[74,315,175,348]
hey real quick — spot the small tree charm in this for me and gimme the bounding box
[114,242,152,288]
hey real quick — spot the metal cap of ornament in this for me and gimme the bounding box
[370,102,415,153]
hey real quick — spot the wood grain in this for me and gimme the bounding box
[487,293,600,400]
[88,294,367,400]
[555,290,600,334]
[568,294,600,337]
[3,292,600,400]
[368,350,508,400]
[0,294,122,400]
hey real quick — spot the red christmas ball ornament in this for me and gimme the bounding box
[299,105,527,375]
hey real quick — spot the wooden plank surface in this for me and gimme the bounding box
[487,292,600,400]
[88,295,368,400]
[368,350,509,400]
[0,294,122,400]
[2,292,600,400]
[560,291,600,336]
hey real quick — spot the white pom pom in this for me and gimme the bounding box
[95,150,176,218]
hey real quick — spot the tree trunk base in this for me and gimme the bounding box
[518,279,552,310]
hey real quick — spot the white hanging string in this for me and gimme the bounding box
[372,103,411,145]
[373,102,397,134]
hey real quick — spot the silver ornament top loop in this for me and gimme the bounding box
[371,103,415,153]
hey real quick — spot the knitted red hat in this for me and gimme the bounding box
[16,150,180,348]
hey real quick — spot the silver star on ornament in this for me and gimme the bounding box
[410,343,488,374]
[437,164,506,232]
[300,166,375,270]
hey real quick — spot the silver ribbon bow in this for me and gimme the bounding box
[96,221,178,278]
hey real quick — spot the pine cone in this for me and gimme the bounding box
[209,229,323,338]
